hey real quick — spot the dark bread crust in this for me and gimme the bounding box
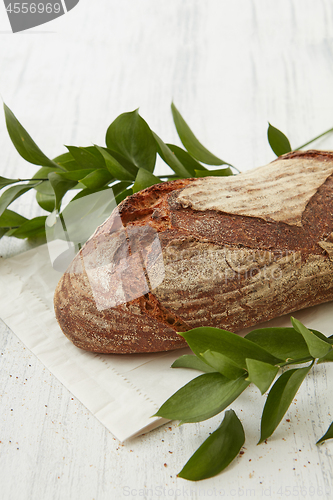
[54,179,193,353]
[54,151,333,353]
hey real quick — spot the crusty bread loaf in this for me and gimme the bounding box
[54,150,333,353]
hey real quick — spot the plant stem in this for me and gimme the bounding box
[295,126,333,150]
[278,356,313,368]
[59,212,72,245]
[19,178,47,182]
[157,165,240,179]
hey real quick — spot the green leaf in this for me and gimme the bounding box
[165,144,206,176]
[0,183,38,218]
[153,133,192,178]
[7,216,47,239]
[70,186,112,203]
[32,169,60,198]
[105,110,157,173]
[34,180,55,195]
[4,104,59,169]
[0,209,28,228]
[32,170,62,202]
[53,152,73,164]
[79,169,114,190]
[312,329,333,344]
[245,327,312,364]
[53,152,82,171]
[56,169,95,182]
[49,188,118,244]
[32,166,62,180]
[171,354,217,373]
[115,187,132,204]
[245,359,279,395]
[258,364,312,444]
[36,191,56,213]
[48,172,77,211]
[111,181,132,197]
[317,350,333,364]
[180,327,282,371]
[0,228,8,239]
[194,167,233,177]
[171,103,227,165]
[104,149,139,177]
[291,317,332,359]
[201,350,246,379]
[83,146,107,165]
[267,123,292,157]
[70,182,132,207]
[153,372,249,424]
[95,146,135,181]
[316,421,333,445]
[0,176,21,189]
[65,146,105,170]
[132,168,161,193]
[74,181,132,207]
[178,409,245,481]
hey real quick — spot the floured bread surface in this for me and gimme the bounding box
[176,155,333,227]
[153,238,333,330]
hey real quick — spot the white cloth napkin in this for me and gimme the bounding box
[0,244,332,442]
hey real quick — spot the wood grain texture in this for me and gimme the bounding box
[0,0,333,497]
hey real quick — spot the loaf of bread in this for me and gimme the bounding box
[54,150,333,353]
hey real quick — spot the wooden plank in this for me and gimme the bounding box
[0,0,333,497]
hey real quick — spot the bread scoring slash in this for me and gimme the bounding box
[54,150,333,353]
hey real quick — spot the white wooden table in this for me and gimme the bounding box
[0,1,333,498]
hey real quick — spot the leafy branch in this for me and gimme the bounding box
[154,317,333,481]
[0,103,232,242]
[1,103,333,243]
